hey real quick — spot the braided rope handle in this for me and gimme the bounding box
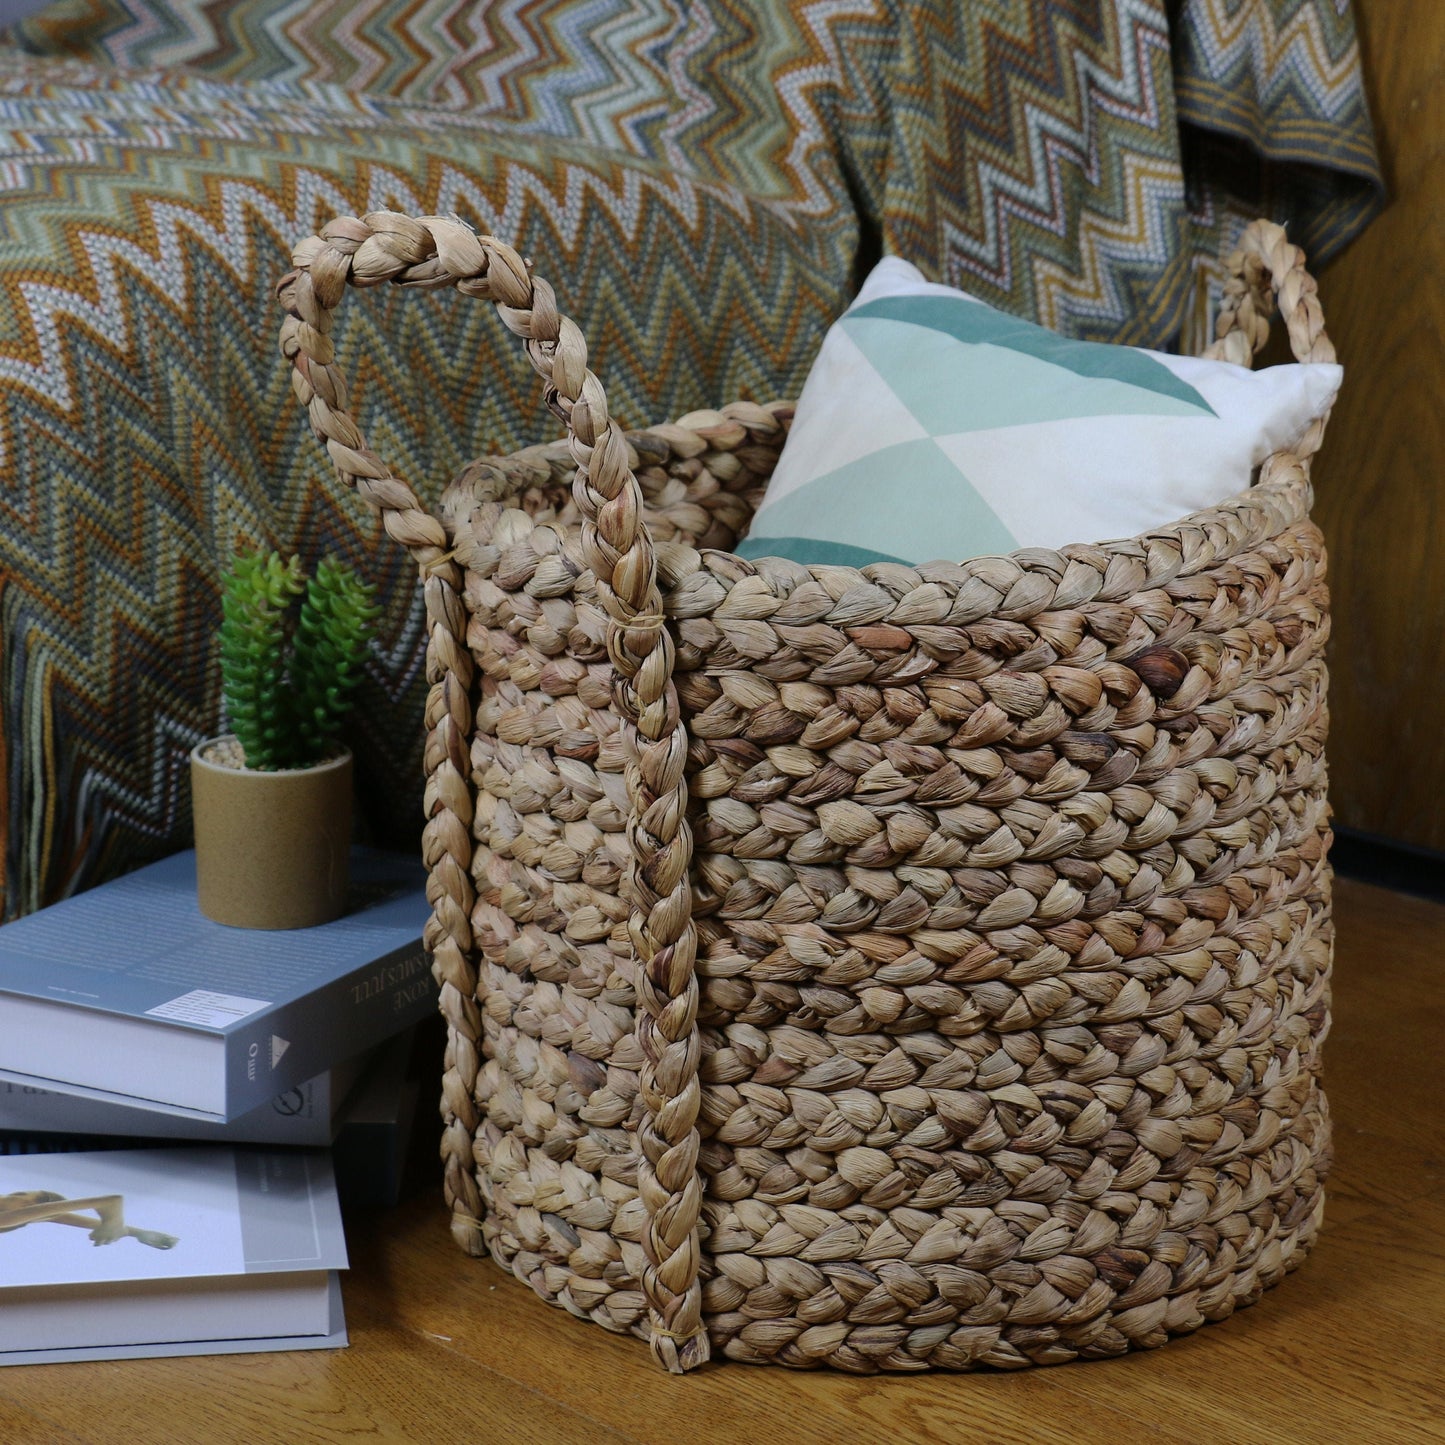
[1204,219,1337,462]
[277,213,709,1374]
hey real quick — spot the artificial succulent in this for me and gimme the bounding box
[218,550,379,770]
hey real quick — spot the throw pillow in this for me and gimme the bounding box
[735,257,1342,569]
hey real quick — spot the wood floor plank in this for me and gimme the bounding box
[1323,1126,1441,1230]
[1308,1208,1445,1332]
[0,1298,634,1445]
[1052,1240,1441,1445]
[342,1288,640,1445]
[1314,879,1443,1233]
[0,1402,88,1445]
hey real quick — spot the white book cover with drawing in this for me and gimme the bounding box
[0,1146,348,1364]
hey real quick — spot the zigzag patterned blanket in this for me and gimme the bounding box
[1,1,1379,917]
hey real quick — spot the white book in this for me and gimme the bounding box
[0,1146,348,1364]
[0,1048,373,1146]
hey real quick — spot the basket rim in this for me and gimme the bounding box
[443,417,1318,629]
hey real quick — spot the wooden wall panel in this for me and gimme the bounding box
[1310,0,1445,850]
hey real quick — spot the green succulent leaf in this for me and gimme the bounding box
[216,550,377,770]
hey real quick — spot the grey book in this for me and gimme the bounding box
[0,1146,348,1364]
[0,849,434,1121]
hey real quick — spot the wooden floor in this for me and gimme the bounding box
[1,875,1441,1445]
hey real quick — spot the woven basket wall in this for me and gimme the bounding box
[280,217,1335,1374]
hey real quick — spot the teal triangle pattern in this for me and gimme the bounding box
[845,296,1216,417]
[841,316,1215,436]
[741,436,1019,568]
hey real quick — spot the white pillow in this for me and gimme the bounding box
[736,256,1341,568]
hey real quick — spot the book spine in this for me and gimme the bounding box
[0,1076,336,1145]
[222,943,434,1118]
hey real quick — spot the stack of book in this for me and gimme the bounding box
[0,848,434,1364]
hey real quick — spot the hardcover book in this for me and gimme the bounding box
[0,1146,348,1364]
[0,849,434,1121]
[0,1029,420,1210]
[0,1047,375,1147]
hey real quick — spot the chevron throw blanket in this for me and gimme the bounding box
[1,1,1379,917]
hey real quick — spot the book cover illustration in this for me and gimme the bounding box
[0,1148,347,1289]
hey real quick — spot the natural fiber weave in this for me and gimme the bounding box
[280,217,1335,1374]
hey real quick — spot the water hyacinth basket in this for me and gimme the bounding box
[278,216,1335,1374]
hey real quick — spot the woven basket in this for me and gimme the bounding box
[279,216,1335,1374]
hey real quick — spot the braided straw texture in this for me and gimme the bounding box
[282,216,1334,1373]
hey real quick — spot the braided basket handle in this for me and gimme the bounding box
[277,213,708,1374]
[1204,219,1337,461]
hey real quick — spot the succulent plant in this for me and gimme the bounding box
[217,550,379,770]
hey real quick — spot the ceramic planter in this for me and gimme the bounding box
[190,736,352,929]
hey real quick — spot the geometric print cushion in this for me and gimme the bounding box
[736,257,1343,569]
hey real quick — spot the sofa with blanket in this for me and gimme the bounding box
[0,0,1380,919]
